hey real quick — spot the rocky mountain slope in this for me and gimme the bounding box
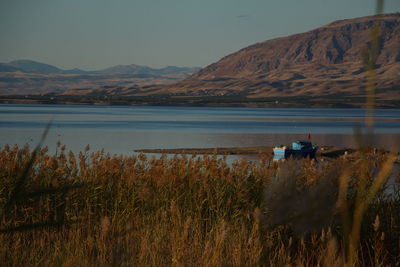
[101,13,399,102]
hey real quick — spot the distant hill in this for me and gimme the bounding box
[97,13,399,104]
[94,64,200,76]
[0,60,200,95]
[0,63,23,73]
[6,60,64,74]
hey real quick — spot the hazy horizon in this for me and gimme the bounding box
[1,0,399,70]
[0,58,202,71]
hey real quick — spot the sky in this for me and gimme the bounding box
[0,0,399,70]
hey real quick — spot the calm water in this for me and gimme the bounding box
[1,104,399,154]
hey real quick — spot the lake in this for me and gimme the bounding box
[1,104,399,155]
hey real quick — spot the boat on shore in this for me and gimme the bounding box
[273,140,318,160]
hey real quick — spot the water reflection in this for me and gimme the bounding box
[1,104,399,154]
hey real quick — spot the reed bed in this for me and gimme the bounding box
[0,143,399,266]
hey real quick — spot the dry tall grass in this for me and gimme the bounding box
[1,144,399,266]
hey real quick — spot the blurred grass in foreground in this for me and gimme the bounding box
[341,0,400,265]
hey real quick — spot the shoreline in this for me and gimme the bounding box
[134,146,400,163]
[134,145,358,158]
[1,96,399,109]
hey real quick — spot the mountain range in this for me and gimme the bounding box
[0,60,200,95]
[0,60,200,76]
[1,13,399,107]
[91,13,399,105]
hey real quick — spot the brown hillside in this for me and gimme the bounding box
[103,13,400,101]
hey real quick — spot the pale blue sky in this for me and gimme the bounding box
[0,0,399,70]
